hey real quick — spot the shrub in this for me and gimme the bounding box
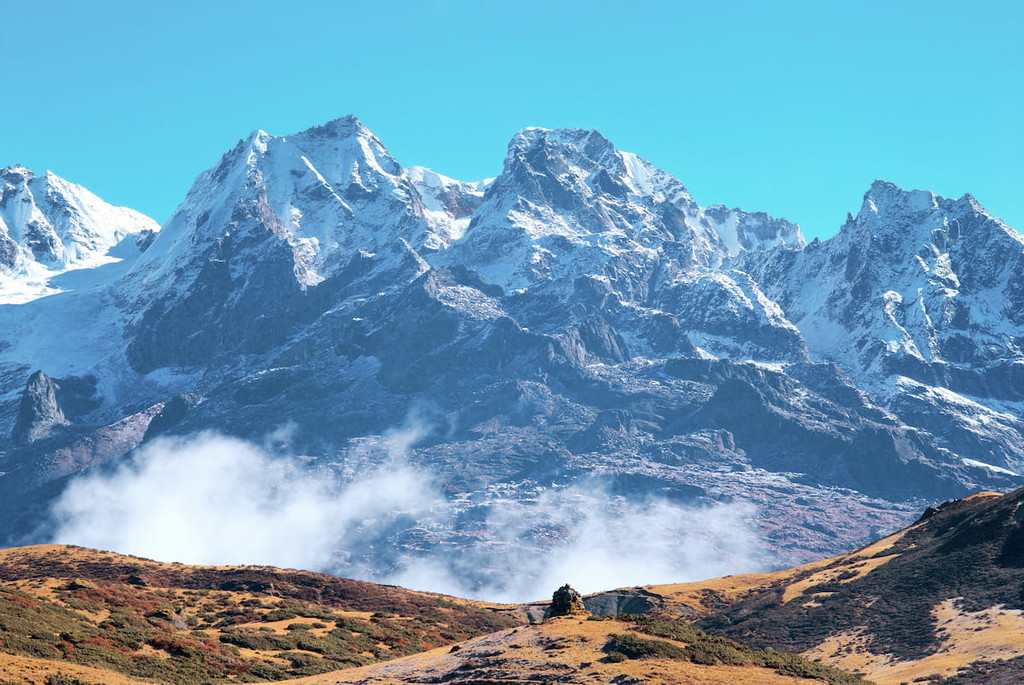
[622,616,865,684]
[604,633,688,660]
[45,675,98,685]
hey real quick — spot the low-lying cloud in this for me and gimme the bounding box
[51,431,436,572]
[388,488,768,602]
[51,431,770,602]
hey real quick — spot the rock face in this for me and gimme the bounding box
[742,181,1024,475]
[0,115,1021,592]
[583,589,663,617]
[549,584,588,617]
[10,371,69,444]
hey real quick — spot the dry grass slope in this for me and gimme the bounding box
[682,491,1024,684]
[0,545,518,684]
[283,616,861,685]
[0,545,867,685]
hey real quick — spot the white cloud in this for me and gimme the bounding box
[51,431,436,571]
[51,431,770,603]
[385,486,769,602]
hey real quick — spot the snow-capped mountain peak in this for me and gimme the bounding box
[447,126,804,293]
[854,179,1016,244]
[862,179,939,215]
[745,179,1024,471]
[0,165,159,303]
[502,126,693,207]
[128,115,437,300]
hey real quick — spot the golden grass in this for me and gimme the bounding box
[228,616,334,636]
[281,618,816,685]
[804,598,1024,684]
[641,527,911,618]
[960,491,1003,501]
[0,651,151,684]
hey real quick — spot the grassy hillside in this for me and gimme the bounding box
[284,615,864,684]
[0,545,518,684]
[0,545,867,685]
[666,490,1024,684]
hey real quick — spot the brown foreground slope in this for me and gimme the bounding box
[8,489,1024,684]
[640,490,1024,685]
[0,545,865,685]
[0,544,518,684]
[283,615,861,685]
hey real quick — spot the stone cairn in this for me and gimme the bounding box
[549,583,588,617]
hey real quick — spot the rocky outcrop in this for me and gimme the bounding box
[548,584,588,617]
[10,371,69,445]
[583,588,664,616]
[142,394,202,442]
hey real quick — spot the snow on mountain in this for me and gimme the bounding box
[117,116,511,371]
[1,115,1022,580]
[0,166,159,303]
[406,166,490,249]
[446,127,804,293]
[747,180,1024,384]
[749,180,1024,370]
[706,205,806,258]
[744,179,1024,471]
[118,118,807,371]
[126,116,434,296]
[437,126,809,362]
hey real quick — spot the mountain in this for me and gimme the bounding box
[743,181,1024,477]
[0,115,1022,594]
[0,544,863,685]
[0,165,158,303]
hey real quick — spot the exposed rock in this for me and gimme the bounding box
[10,371,69,445]
[549,584,588,617]
[583,588,663,616]
[142,393,202,442]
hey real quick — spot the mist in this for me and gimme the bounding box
[386,487,769,602]
[51,431,437,572]
[51,431,771,602]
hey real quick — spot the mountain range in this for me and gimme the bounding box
[1,115,1023,588]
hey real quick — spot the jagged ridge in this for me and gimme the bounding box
[0,115,1021,591]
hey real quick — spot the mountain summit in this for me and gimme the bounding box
[448,125,804,292]
[0,165,158,302]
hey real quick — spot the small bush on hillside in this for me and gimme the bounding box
[604,633,688,660]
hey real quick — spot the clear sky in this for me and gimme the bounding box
[2,0,1020,240]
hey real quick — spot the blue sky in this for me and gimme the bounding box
[1,1,1020,239]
